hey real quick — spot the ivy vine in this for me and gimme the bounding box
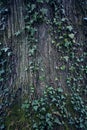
[0,0,87,130]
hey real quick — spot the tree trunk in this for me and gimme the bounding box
[2,0,87,97]
[1,0,87,130]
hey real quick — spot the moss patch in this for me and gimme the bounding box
[5,104,29,130]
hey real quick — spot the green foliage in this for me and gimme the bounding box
[0,0,10,32]
[0,1,12,128]
[22,87,65,130]
[22,87,87,130]
[37,0,44,3]
[0,44,13,129]
[0,0,87,130]
[22,1,87,130]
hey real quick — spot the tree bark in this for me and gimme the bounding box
[2,0,86,97]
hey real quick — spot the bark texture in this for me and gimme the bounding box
[2,0,86,96]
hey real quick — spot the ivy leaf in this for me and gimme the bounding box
[33,105,38,111]
[40,8,47,15]
[55,77,58,81]
[0,70,5,75]
[68,33,74,39]
[57,87,63,93]
[52,40,55,44]
[15,30,21,36]
[0,78,3,82]
[0,124,5,130]
[60,65,66,70]
[37,0,44,3]
[83,17,87,21]
[64,56,69,62]
[1,47,9,52]
[26,26,30,30]
[61,18,66,22]
[33,123,37,128]
[7,52,11,56]
[54,118,61,125]
[31,4,36,11]
[25,67,28,71]
[67,26,73,31]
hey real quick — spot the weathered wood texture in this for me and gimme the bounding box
[6,0,29,94]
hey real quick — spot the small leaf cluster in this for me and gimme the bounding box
[0,0,10,33]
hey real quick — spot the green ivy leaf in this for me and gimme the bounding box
[8,52,11,56]
[33,105,38,111]
[31,4,36,10]
[61,18,66,22]
[60,65,66,70]
[67,26,73,31]
[0,124,5,130]
[64,56,69,62]
[1,47,9,52]
[68,33,74,39]
[54,118,61,125]
[15,30,21,36]
[37,0,44,3]
[57,87,63,93]
[40,8,47,15]
[0,70,5,75]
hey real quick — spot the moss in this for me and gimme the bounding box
[66,95,75,117]
[64,123,69,130]
[5,104,29,130]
